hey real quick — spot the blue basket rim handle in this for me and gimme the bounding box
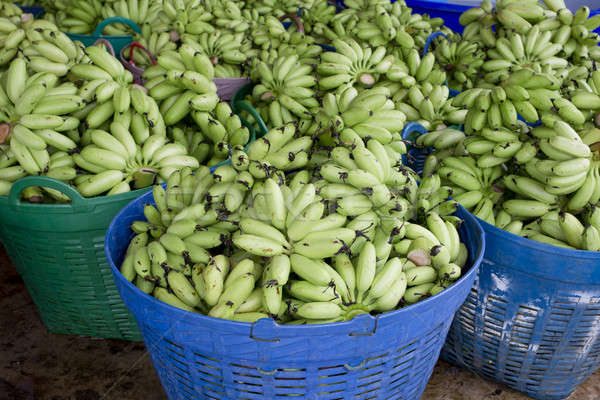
[93,17,141,37]
[317,43,336,52]
[278,13,304,33]
[257,367,278,375]
[449,88,461,98]
[8,176,89,211]
[517,113,542,127]
[93,38,115,56]
[422,31,449,57]
[343,359,367,370]
[401,121,428,141]
[233,100,269,137]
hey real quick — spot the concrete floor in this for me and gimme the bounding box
[1,245,599,400]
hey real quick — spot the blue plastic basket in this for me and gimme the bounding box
[441,218,600,400]
[402,122,429,176]
[106,190,485,400]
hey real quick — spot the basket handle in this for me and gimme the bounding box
[401,121,428,143]
[8,176,90,212]
[279,13,305,34]
[343,359,366,371]
[234,100,269,138]
[121,41,157,66]
[93,38,115,56]
[93,17,141,37]
[422,31,449,57]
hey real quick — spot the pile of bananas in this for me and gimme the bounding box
[0,58,82,196]
[120,120,470,322]
[411,0,600,251]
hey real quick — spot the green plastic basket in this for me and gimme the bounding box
[0,176,149,340]
[66,17,141,56]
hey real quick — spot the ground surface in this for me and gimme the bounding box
[1,244,599,400]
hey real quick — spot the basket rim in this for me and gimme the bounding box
[105,189,485,332]
[0,185,150,211]
[477,215,600,260]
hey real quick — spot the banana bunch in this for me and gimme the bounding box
[20,22,91,77]
[250,54,318,127]
[181,31,248,78]
[517,209,600,250]
[168,125,211,166]
[248,15,296,52]
[101,0,162,34]
[244,0,313,17]
[425,152,504,222]
[480,28,566,83]
[395,84,467,130]
[299,0,337,40]
[119,165,255,309]
[203,0,252,33]
[433,36,484,91]
[456,67,574,134]
[546,4,600,64]
[317,38,394,92]
[459,0,530,38]
[413,128,467,155]
[240,123,311,174]
[460,0,600,67]
[310,86,406,148]
[562,70,600,128]
[511,121,593,199]
[189,101,252,166]
[0,58,83,183]
[56,0,105,35]
[384,49,447,96]
[353,2,444,50]
[488,197,600,251]
[0,16,27,67]
[256,33,323,66]
[0,16,60,68]
[413,172,462,218]
[0,0,23,19]
[68,45,166,136]
[143,44,219,126]
[154,0,214,36]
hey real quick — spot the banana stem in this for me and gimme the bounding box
[0,123,10,143]
[344,308,369,321]
[358,72,375,86]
